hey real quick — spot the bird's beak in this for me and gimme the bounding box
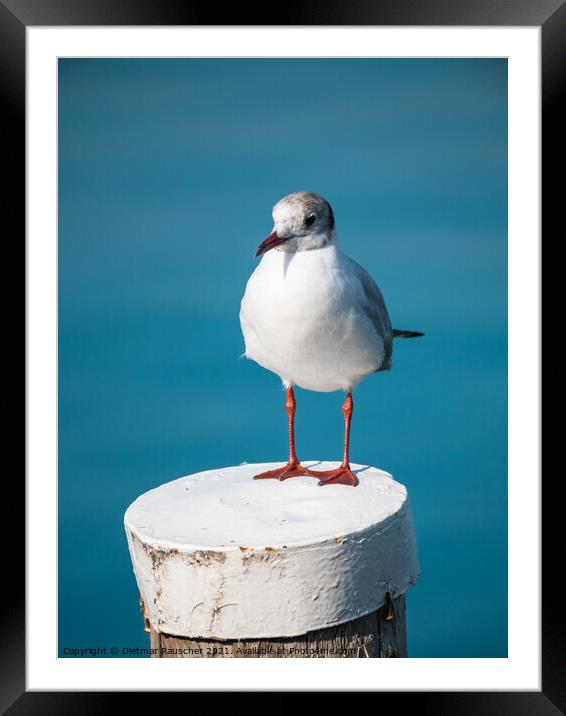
[255,231,288,258]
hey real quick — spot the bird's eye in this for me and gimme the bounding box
[305,214,316,226]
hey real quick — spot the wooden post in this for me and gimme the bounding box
[125,462,419,658]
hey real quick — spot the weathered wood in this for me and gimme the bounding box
[126,464,419,657]
[149,594,407,658]
[125,464,420,642]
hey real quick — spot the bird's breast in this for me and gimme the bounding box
[240,247,384,392]
[243,249,343,334]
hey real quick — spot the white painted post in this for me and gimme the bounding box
[125,462,420,657]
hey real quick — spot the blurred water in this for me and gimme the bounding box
[58,58,507,657]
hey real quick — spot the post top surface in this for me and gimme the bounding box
[125,461,409,551]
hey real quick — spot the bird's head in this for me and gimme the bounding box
[255,191,336,258]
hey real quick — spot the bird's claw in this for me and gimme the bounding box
[253,463,316,481]
[316,466,359,487]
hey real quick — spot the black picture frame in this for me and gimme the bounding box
[9,0,556,709]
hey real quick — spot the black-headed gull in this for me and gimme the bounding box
[240,191,422,487]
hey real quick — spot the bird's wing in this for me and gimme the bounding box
[346,256,393,371]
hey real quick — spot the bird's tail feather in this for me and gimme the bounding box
[393,329,424,338]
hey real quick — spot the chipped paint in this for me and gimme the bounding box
[124,462,420,640]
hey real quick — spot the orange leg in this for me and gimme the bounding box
[253,387,316,482]
[315,392,359,487]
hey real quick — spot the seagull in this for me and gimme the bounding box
[239,191,423,487]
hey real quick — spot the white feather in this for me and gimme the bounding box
[240,242,391,392]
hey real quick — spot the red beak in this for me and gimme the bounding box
[255,231,288,258]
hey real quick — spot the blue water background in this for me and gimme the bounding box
[58,59,507,657]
